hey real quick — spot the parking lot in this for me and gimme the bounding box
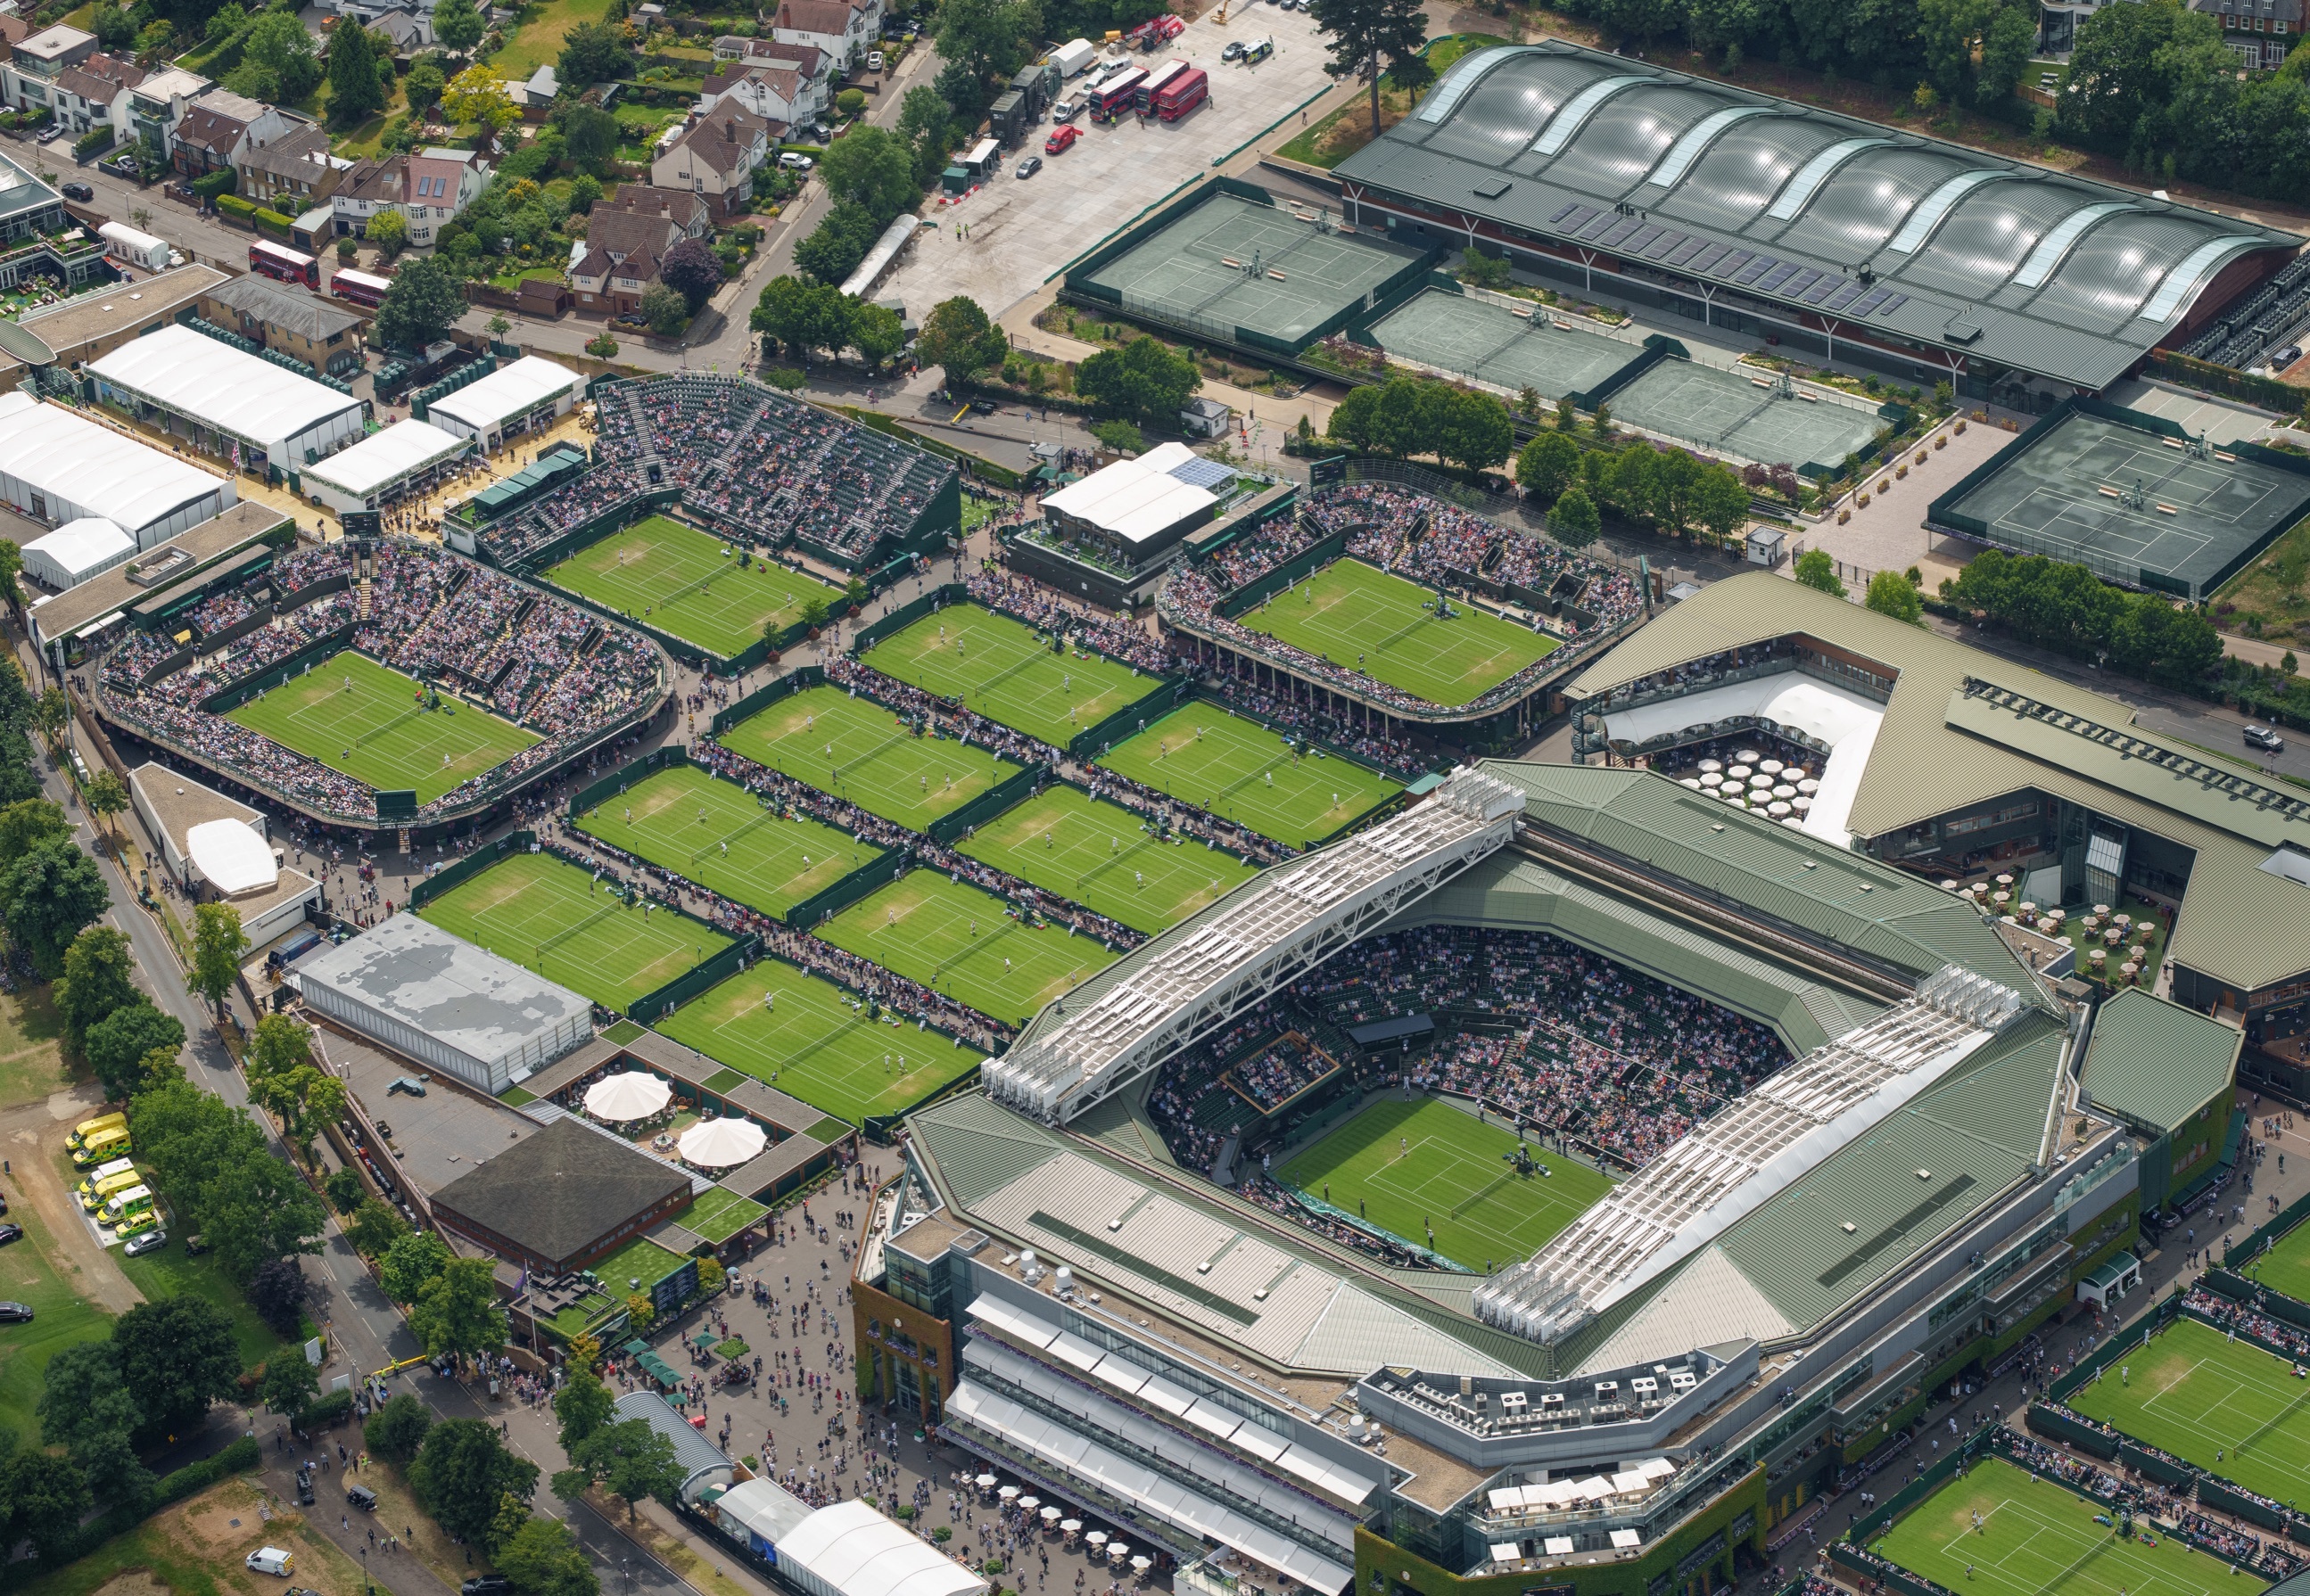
[878,0,1337,320]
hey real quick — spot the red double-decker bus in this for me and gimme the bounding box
[331,267,392,309]
[250,239,318,288]
[1086,65,1145,122]
[1135,58,1190,113]
[1154,66,1209,121]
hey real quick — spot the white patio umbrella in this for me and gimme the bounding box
[1041,1507,1062,1525]
[1679,777,1704,790]
[976,1475,997,1490]
[680,1116,767,1168]
[1131,1559,1152,1574]
[1697,759,1722,773]
[1085,1532,1110,1549]
[585,1072,671,1122]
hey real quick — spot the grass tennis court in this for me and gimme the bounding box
[1876,1457,2254,1596]
[655,958,985,1123]
[683,1186,769,1244]
[228,649,538,805]
[418,851,730,1009]
[858,603,1151,745]
[1610,358,1884,471]
[1097,707,1403,846]
[573,762,873,921]
[1243,560,1556,707]
[1275,1095,1613,1272]
[815,869,1121,1026]
[2067,1315,2310,1505]
[958,783,1262,934]
[1372,289,1637,401]
[719,683,1028,833]
[2244,1213,2310,1304]
[543,515,847,659]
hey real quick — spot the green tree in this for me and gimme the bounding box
[259,1350,321,1421]
[1549,485,1601,547]
[559,21,635,86]
[820,125,917,221]
[57,924,136,1053]
[1090,419,1143,454]
[1077,336,1200,426]
[1692,463,1752,547]
[933,0,1041,100]
[432,0,484,55]
[1794,547,1847,597]
[915,295,1009,388]
[380,1228,453,1303]
[112,1296,240,1442]
[347,1196,408,1257]
[497,1515,600,1596]
[662,237,722,314]
[792,201,881,285]
[367,206,410,259]
[325,1164,366,1213]
[1515,432,1580,503]
[0,839,109,976]
[409,1255,509,1362]
[375,253,462,348]
[197,1136,329,1282]
[411,1420,540,1549]
[404,58,448,112]
[38,1340,149,1504]
[365,1393,434,1465]
[1865,567,1925,623]
[85,1001,186,1099]
[244,10,322,101]
[896,85,954,184]
[326,19,386,123]
[586,332,620,359]
[0,796,68,866]
[0,1452,93,1561]
[248,1257,313,1337]
[1307,0,1431,136]
[849,300,906,370]
[29,688,66,749]
[555,1417,684,1521]
[554,1362,617,1452]
[442,62,518,142]
[1429,384,1513,477]
[81,769,127,853]
[1599,0,1684,44]
[639,281,689,336]
[563,103,617,167]
[1325,384,1382,454]
[191,901,250,1022]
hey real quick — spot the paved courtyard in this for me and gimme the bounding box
[879,0,1338,321]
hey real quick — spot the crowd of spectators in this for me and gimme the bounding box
[1992,1427,2305,1579]
[1235,1032,1337,1111]
[94,538,666,824]
[1236,1172,1432,1268]
[2181,1287,2310,1360]
[966,569,1168,674]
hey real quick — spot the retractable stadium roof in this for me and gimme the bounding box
[1332,41,2300,391]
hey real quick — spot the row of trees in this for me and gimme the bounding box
[1939,548,2225,686]
[754,276,908,369]
[1328,375,1515,477]
[1514,430,1754,547]
[363,1396,599,1596]
[130,1070,330,1287]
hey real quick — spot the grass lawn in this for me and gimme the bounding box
[543,516,846,660]
[1875,1456,2251,1596]
[116,1233,295,1370]
[656,958,985,1123]
[2245,1212,2310,1304]
[857,603,1151,746]
[573,762,873,921]
[1275,1095,1613,1272]
[719,683,1028,833]
[683,1186,769,1244]
[1243,561,1558,708]
[1096,706,1404,847]
[14,1476,379,1596]
[958,784,1261,934]
[490,0,619,78]
[2067,1316,2310,1506]
[814,869,1121,1027]
[0,986,75,1108]
[0,1172,114,1449]
[595,1234,688,1295]
[227,650,538,805]
[419,851,732,1010]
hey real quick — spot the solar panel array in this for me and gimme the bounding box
[1543,202,1908,321]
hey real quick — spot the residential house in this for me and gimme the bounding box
[199,271,367,377]
[45,51,141,137]
[1,23,95,115]
[235,123,349,210]
[331,0,440,24]
[2193,0,2298,64]
[170,88,291,178]
[770,0,870,71]
[367,8,433,54]
[122,66,210,160]
[569,202,681,317]
[331,145,488,245]
[698,62,806,128]
[649,105,769,217]
[719,38,831,120]
[598,183,714,241]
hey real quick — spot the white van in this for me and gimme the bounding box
[246,1549,294,1577]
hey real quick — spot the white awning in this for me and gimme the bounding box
[186,818,277,895]
[963,1295,1060,1349]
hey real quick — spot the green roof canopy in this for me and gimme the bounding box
[2078,989,2240,1136]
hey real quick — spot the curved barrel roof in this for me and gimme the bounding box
[1334,42,2299,389]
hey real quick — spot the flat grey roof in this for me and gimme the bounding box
[293,913,592,1071]
[33,500,288,641]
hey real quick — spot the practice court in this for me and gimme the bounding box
[1610,358,1884,471]
[1935,407,2310,599]
[1079,193,1424,346]
[1372,289,1638,401]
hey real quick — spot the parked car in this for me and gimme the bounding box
[295,1476,316,1507]
[464,1578,515,1596]
[184,1232,209,1255]
[106,155,140,177]
[386,1075,427,1097]
[123,1229,169,1256]
[2274,345,2303,370]
[777,152,814,169]
[2245,723,2286,753]
[36,124,63,144]
[346,1484,379,1512]
[61,181,93,202]
[1222,38,1245,59]
[1052,97,1083,122]
[867,49,885,69]
[1016,155,1043,178]
[1044,124,1080,153]
[246,1550,294,1577]
[0,1223,21,1246]
[0,1301,32,1322]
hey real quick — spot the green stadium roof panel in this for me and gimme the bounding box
[2078,989,2241,1135]
[1331,40,2299,391]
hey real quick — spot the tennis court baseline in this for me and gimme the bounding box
[572,762,872,921]
[2066,1315,2310,1505]
[1276,1095,1613,1272]
[815,868,1121,1027]
[228,649,538,805]
[1876,1456,2250,1596]
[719,683,1028,833]
[1244,560,1555,707]
[655,958,986,1124]
[543,515,847,659]
[958,783,1263,934]
[418,851,730,1010]
[859,603,1151,745]
[1097,706,1402,846]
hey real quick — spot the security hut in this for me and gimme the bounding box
[291,914,593,1093]
[714,1476,990,1596]
[423,357,586,452]
[301,420,474,516]
[126,763,321,946]
[21,518,137,590]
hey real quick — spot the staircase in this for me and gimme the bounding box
[356,579,374,621]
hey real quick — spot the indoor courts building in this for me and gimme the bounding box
[854,765,2149,1596]
[88,324,367,473]
[0,391,237,553]
[1329,39,2301,411]
[422,356,586,451]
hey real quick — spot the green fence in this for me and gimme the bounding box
[1214,525,1352,618]
[2025,1403,2118,1460]
[570,745,691,819]
[783,850,912,931]
[629,933,762,1025]
[712,665,827,737]
[852,582,967,654]
[2199,1478,2290,1534]
[1069,675,1191,761]
[409,830,537,911]
[2117,1440,2196,1489]
[927,761,1048,844]
[495,488,681,572]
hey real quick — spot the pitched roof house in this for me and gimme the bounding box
[649,105,770,217]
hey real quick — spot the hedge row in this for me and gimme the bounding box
[0,1436,264,1589]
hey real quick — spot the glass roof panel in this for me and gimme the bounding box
[1885,170,2011,254]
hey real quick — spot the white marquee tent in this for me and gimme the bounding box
[0,391,235,549]
[90,325,366,467]
[21,517,137,588]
